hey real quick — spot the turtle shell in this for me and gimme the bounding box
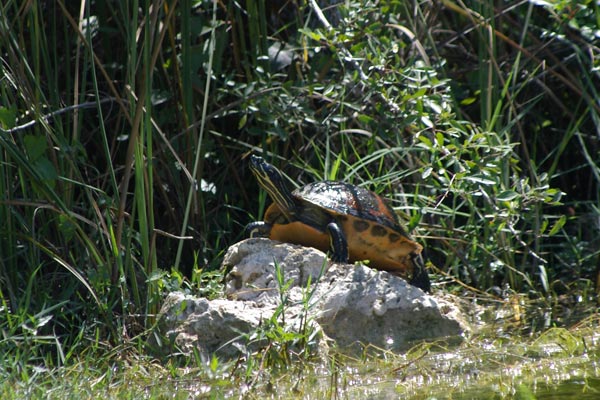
[292,181,409,235]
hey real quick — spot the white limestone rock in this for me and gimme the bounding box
[158,238,468,357]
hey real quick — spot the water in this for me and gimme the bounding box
[251,296,600,399]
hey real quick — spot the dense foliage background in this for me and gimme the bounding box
[0,0,598,372]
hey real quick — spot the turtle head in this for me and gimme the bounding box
[249,155,296,221]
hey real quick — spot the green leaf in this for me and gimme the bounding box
[548,215,567,236]
[464,174,497,185]
[210,354,219,372]
[24,134,47,161]
[238,113,247,129]
[539,218,548,235]
[357,114,374,124]
[0,105,17,129]
[34,157,58,182]
[417,135,432,148]
[422,166,433,179]
[460,96,477,106]
[435,131,444,147]
[496,190,519,202]
[299,28,325,42]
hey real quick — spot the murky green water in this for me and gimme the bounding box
[234,296,600,399]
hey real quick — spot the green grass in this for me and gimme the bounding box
[2,307,599,399]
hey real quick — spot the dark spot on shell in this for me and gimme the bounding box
[353,220,370,232]
[389,233,400,243]
[371,225,387,237]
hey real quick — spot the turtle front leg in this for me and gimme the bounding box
[246,221,272,238]
[326,222,349,263]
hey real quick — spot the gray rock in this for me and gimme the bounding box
[223,238,328,306]
[159,293,267,358]
[158,238,469,357]
[315,264,465,351]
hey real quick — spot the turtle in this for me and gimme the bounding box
[246,155,430,291]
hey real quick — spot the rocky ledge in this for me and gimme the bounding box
[157,238,469,358]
